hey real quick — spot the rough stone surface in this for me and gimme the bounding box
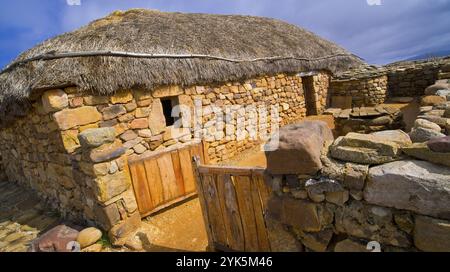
[427,136,450,153]
[414,118,442,132]
[294,228,333,252]
[265,121,334,175]
[42,89,69,113]
[53,106,102,130]
[77,227,102,249]
[330,133,400,164]
[364,160,450,220]
[334,239,369,252]
[31,225,79,252]
[421,95,446,106]
[78,128,116,148]
[370,130,412,147]
[108,212,141,246]
[424,83,450,95]
[414,215,450,252]
[102,105,127,120]
[265,217,304,252]
[402,143,450,167]
[409,127,446,143]
[89,140,126,163]
[95,171,131,203]
[148,99,166,135]
[335,201,411,247]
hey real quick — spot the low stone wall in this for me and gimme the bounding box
[325,105,404,136]
[386,59,449,97]
[265,124,450,252]
[329,75,388,107]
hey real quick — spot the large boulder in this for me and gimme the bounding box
[29,225,80,252]
[414,119,442,132]
[402,143,450,167]
[364,160,450,220]
[409,127,446,143]
[424,83,450,95]
[420,95,446,106]
[265,121,333,175]
[329,133,401,165]
[370,130,412,147]
[427,136,450,152]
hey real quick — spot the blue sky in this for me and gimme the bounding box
[1,0,450,68]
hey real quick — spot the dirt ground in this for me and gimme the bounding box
[137,198,208,252]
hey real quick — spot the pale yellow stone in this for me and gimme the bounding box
[42,89,68,113]
[148,99,166,135]
[152,85,183,98]
[53,106,102,130]
[110,91,133,104]
[79,123,99,132]
[61,129,80,153]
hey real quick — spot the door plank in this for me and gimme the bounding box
[129,162,153,215]
[202,174,228,246]
[216,174,245,251]
[157,153,179,201]
[234,176,259,252]
[171,150,185,197]
[143,159,164,208]
[250,176,271,251]
[179,148,197,193]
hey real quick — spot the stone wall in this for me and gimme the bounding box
[0,71,324,241]
[329,75,388,107]
[386,59,449,97]
[265,129,450,252]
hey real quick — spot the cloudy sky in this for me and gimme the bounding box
[1,0,449,68]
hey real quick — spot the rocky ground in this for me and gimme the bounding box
[0,181,60,252]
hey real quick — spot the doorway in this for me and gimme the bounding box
[302,76,317,116]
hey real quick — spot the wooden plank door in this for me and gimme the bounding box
[128,142,205,217]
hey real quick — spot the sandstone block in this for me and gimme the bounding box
[130,118,149,129]
[414,215,450,252]
[265,121,334,175]
[402,142,450,167]
[427,136,450,152]
[330,133,400,164]
[42,89,69,113]
[109,212,141,246]
[102,105,127,120]
[53,106,102,130]
[149,99,166,135]
[152,85,183,98]
[78,127,116,148]
[96,170,131,203]
[409,127,445,143]
[89,140,126,163]
[414,118,442,132]
[110,91,133,104]
[364,160,450,219]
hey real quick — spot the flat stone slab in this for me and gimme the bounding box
[402,143,450,167]
[364,160,450,220]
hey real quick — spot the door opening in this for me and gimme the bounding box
[302,76,317,116]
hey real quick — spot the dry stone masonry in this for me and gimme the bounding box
[264,118,450,252]
[0,72,330,242]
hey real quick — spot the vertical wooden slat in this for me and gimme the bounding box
[192,157,215,251]
[216,174,245,251]
[129,162,153,214]
[179,148,196,193]
[191,144,205,164]
[157,153,179,201]
[171,150,185,197]
[202,174,228,246]
[202,141,210,165]
[143,159,164,208]
[234,176,259,252]
[250,175,271,251]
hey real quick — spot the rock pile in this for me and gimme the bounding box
[325,105,404,135]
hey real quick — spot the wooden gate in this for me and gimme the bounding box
[193,158,273,252]
[128,141,206,217]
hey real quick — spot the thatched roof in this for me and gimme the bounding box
[0,9,365,123]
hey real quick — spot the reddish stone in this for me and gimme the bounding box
[427,136,450,153]
[30,225,79,252]
[130,118,149,129]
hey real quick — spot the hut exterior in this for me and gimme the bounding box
[0,9,364,243]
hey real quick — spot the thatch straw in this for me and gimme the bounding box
[0,9,365,124]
